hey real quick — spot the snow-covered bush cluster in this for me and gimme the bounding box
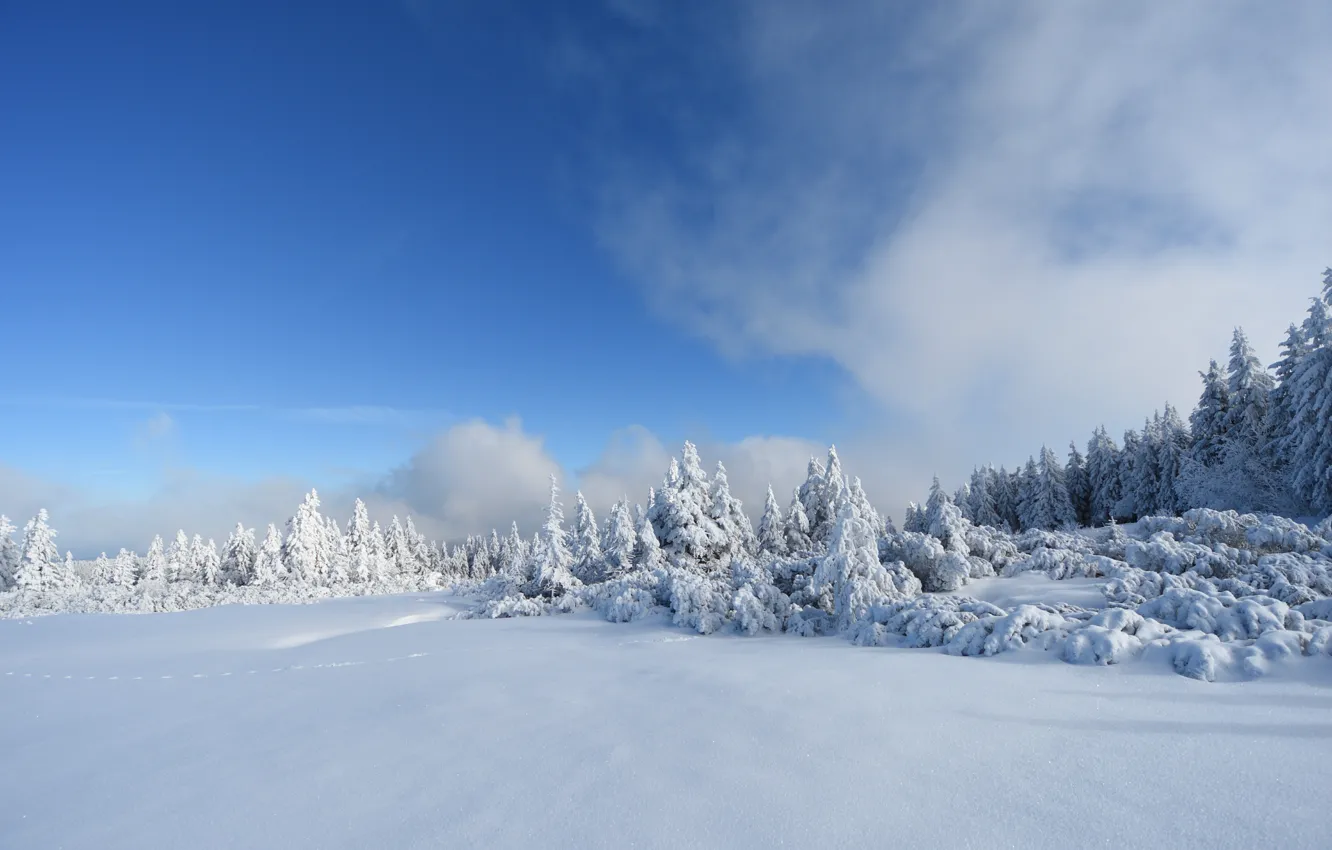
[4,269,1332,683]
[919,269,1332,531]
[4,441,1332,682]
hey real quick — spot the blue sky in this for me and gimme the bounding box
[0,2,844,495]
[2,1,1330,553]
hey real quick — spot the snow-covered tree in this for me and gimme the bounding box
[902,501,926,534]
[1267,322,1310,470]
[571,491,603,583]
[530,476,577,596]
[1086,428,1122,526]
[346,499,380,584]
[797,456,827,542]
[111,549,138,589]
[1189,359,1231,468]
[222,523,256,585]
[710,461,755,561]
[1065,443,1092,527]
[649,442,725,570]
[384,516,410,578]
[0,515,19,590]
[1015,458,1039,530]
[635,506,663,570]
[405,516,432,578]
[756,485,787,556]
[812,502,920,631]
[91,552,112,584]
[252,524,284,586]
[326,516,350,585]
[140,535,167,584]
[601,500,637,578]
[199,538,221,585]
[848,476,882,535]
[16,509,59,592]
[284,490,330,585]
[1289,291,1332,513]
[967,468,1002,529]
[783,489,812,553]
[167,530,193,583]
[992,466,1021,532]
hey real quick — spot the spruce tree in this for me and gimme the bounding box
[0,515,18,590]
[571,491,603,583]
[530,475,577,596]
[222,523,257,585]
[1188,360,1231,468]
[1065,442,1092,527]
[756,485,787,556]
[253,524,284,586]
[601,500,638,578]
[16,510,59,592]
[783,489,813,553]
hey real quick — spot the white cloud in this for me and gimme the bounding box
[592,0,1332,503]
[138,412,177,442]
[1,419,852,555]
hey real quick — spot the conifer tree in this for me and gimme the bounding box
[253,524,284,586]
[199,538,221,585]
[140,535,167,584]
[967,468,1002,529]
[783,489,813,553]
[1065,442,1092,527]
[710,461,755,560]
[757,485,787,556]
[1188,360,1231,468]
[601,500,638,578]
[1289,289,1332,512]
[222,523,257,585]
[284,490,330,585]
[16,509,59,592]
[167,530,192,583]
[111,549,138,588]
[571,491,603,583]
[530,476,577,596]
[1086,428,1122,525]
[0,515,18,590]
[635,505,663,570]
[346,499,376,583]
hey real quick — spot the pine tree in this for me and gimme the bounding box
[848,476,882,535]
[326,516,350,584]
[16,509,59,592]
[797,456,827,543]
[140,535,167,584]
[1268,322,1310,471]
[1065,443,1092,527]
[253,524,284,586]
[346,499,376,583]
[91,552,112,584]
[967,468,1002,528]
[0,515,19,590]
[188,534,207,583]
[756,485,787,556]
[199,539,221,585]
[284,490,330,585]
[601,500,638,578]
[1086,428,1122,525]
[368,521,389,583]
[648,442,724,569]
[167,530,192,583]
[812,502,915,631]
[635,505,663,570]
[1016,458,1039,530]
[1188,360,1231,468]
[992,466,1020,531]
[221,523,256,584]
[405,516,432,578]
[1156,404,1190,515]
[952,484,974,523]
[710,461,755,561]
[1114,429,1142,520]
[111,549,138,588]
[500,521,526,577]
[1289,293,1332,513]
[57,551,80,590]
[384,516,410,578]
[783,489,813,553]
[571,491,603,583]
[902,501,926,534]
[530,475,577,596]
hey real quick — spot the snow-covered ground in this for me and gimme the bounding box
[3,592,1330,849]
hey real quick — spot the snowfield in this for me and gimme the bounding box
[3,591,1331,850]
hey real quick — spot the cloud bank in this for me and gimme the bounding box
[590,0,1332,492]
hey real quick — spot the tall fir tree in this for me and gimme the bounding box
[756,485,787,556]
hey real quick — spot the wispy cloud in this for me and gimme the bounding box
[588,0,1332,490]
[0,398,451,428]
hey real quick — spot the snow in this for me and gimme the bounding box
[3,593,1331,849]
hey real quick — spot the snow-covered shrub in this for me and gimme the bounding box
[846,595,1003,648]
[1002,547,1125,580]
[1136,589,1288,640]
[730,559,790,635]
[881,532,967,592]
[667,570,732,635]
[944,604,1074,657]
[592,569,664,623]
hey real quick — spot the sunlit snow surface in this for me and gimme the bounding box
[2,592,1330,849]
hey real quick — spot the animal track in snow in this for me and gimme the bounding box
[1,651,431,684]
